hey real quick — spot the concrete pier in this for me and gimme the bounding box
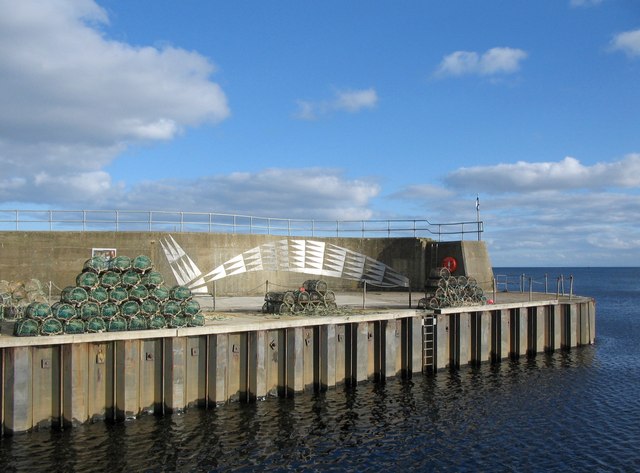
[0,293,595,435]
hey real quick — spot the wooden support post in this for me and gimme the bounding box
[3,346,33,434]
[63,343,89,427]
[163,337,186,413]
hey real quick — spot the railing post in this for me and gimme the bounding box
[569,275,574,300]
[115,210,119,232]
[545,274,548,293]
[49,210,53,231]
[149,211,152,231]
[362,280,367,309]
[492,277,497,303]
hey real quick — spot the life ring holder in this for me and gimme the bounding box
[442,256,458,273]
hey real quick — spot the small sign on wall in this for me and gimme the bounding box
[92,248,116,261]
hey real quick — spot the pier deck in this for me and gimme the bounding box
[0,291,595,435]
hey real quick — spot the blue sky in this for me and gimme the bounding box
[1,0,639,266]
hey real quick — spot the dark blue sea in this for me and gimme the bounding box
[1,267,639,472]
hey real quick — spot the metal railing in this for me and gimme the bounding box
[0,209,483,241]
[494,272,574,298]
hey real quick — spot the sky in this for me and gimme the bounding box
[0,0,639,267]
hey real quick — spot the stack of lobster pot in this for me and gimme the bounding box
[262,279,337,315]
[423,267,451,303]
[12,254,205,337]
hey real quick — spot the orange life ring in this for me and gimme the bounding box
[442,256,458,273]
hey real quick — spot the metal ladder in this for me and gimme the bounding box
[422,315,436,372]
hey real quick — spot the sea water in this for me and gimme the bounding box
[1,267,638,472]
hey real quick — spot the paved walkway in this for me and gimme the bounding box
[195,289,586,314]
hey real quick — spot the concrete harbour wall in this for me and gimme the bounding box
[0,297,595,435]
[0,232,494,295]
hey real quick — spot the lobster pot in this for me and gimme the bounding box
[303,280,328,295]
[100,302,120,320]
[265,291,295,305]
[3,305,25,320]
[187,314,205,327]
[127,314,148,331]
[296,290,311,305]
[276,301,293,314]
[181,299,201,317]
[161,300,182,317]
[40,318,63,336]
[64,319,86,334]
[80,302,101,321]
[262,300,293,314]
[141,271,164,288]
[100,271,121,288]
[322,290,336,303]
[25,302,52,320]
[133,255,153,273]
[13,318,40,336]
[76,271,99,289]
[148,315,167,330]
[0,280,9,295]
[108,287,129,304]
[140,299,159,317]
[83,256,109,274]
[170,285,192,302]
[121,300,140,318]
[128,284,149,302]
[27,290,48,304]
[109,255,132,273]
[150,286,170,302]
[24,279,43,293]
[89,286,109,304]
[61,286,88,306]
[107,316,128,332]
[53,302,78,321]
[10,282,28,303]
[86,316,106,333]
[121,270,141,288]
[265,291,285,302]
[166,315,188,328]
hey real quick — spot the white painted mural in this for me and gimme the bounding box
[161,235,409,293]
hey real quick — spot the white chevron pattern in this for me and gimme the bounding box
[161,236,410,290]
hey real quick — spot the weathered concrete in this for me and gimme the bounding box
[425,240,494,291]
[0,232,432,294]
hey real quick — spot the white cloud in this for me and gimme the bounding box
[435,47,528,78]
[570,0,604,7]
[334,89,378,113]
[0,0,229,203]
[390,155,640,266]
[444,155,640,193]
[294,88,378,120]
[609,29,640,58]
[119,168,380,220]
